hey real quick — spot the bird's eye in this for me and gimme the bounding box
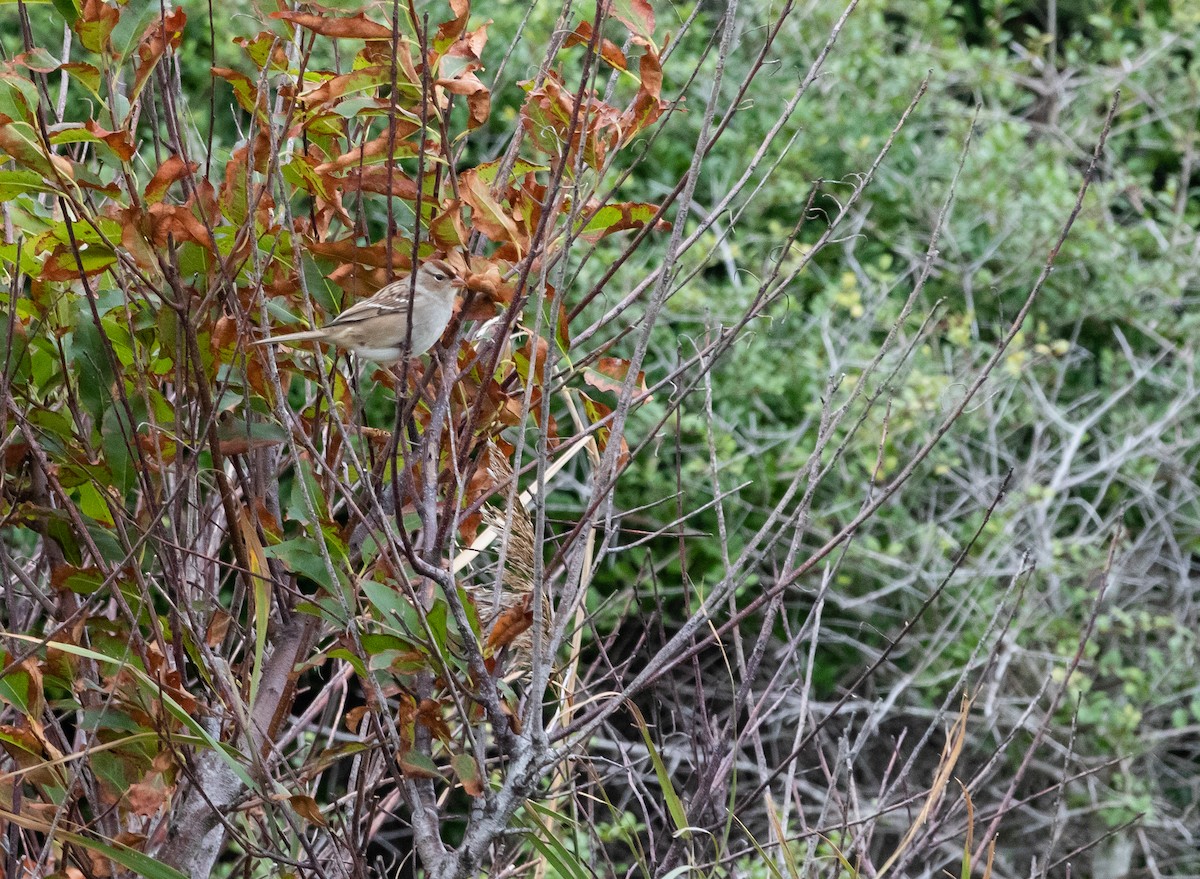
[432,272,447,281]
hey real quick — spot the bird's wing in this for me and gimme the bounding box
[327,284,414,327]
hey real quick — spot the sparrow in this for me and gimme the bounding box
[253,259,463,362]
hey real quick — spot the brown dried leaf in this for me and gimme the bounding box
[436,71,490,129]
[435,0,471,45]
[273,11,394,41]
[147,203,213,250]
[133,7,186,99]
[619,49,667,144]
[343,165,421,199]
[314,127,421,172]
[205,609,232,647]
[126,781,168,816]
[289,794,329,826]
[305,237,401,269]
[608,0,656,44]
[417,698,452,742]
[460,167,521,247]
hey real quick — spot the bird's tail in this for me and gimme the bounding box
[252,328,326,346]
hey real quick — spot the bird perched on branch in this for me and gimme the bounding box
[253,258,463,362]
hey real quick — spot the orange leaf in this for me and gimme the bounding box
[486,602,533,651]
[144,155,194,204]
[564,20,628,71]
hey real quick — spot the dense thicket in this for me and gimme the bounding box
[0,0,1196,877]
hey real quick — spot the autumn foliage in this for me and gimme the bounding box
[0,0,668,875]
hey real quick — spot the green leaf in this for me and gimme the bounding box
[361,579,425,633]
[74,0,119,54]
[451,753,484,796]
[575,202,663,241]
[0,658,34,715]
[0,72,41,124]
[398,750,444,780]
[263,537,336,590]
[0,814,190,879]
[6,633,256,794]
[101,405,137,494]
[628,704,691,839]
[76,481,116,526]
[327,648,368,678]
[110,2,161,64]
[516,804,592,879]
[61,62,103,99]
[50,0,80,24]
[0,169,61,199]
[70,316,115,421]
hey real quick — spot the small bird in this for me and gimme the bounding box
[253,259,463,362]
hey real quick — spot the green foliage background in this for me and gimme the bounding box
[555,0,1200,872]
